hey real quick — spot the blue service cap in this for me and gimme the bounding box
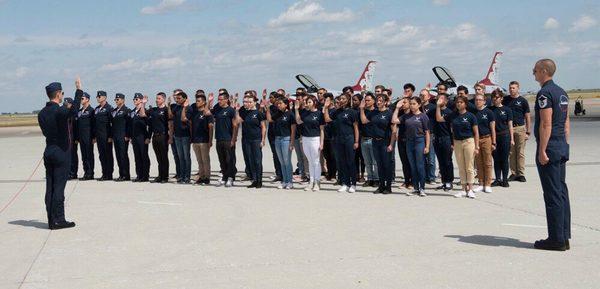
[82,92,91,99]
[115,93,125,99]
[64,97,74,104]
[97,90,107,97]
[133,93,143,100]
[45,82,62,95]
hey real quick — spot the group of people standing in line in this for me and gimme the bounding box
[61,77,533,199]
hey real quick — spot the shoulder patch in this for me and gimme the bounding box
[538,95,548,109]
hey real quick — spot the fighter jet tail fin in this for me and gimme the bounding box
[351,61,377,92]
[479,52,502,86]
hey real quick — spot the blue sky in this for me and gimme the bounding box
[0,0,598,112]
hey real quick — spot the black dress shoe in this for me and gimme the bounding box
[435,184,446,190]
[508,174,517,181]
[491,180,502,187]
[566,239,570,250]
[373,187,382,194]
[68,175,78,180]
[247,182,256,188]
[114,177,124,182]
[79,175,93,181]
[49,221,76,230]
[139,178,149,182]
[371,181,380,187]
[255,182,262,188]
[381,189,391,195]
[534,239,566,251]
[151,177,162,183]
[122,176,131,181]
[501,180,510,187]
[362,180,372,187]
[516,176,527,182]
[132,178,140,182]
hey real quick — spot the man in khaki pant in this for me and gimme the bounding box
[503,81,531,182]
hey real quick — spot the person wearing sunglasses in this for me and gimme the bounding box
[93,90,114,181]
[76,91,95,181]
[490,89,513,188]
[111,93,131,182]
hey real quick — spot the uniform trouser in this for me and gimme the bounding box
[192,143,211,180]
[113,136,130,178]
[79,136,94,177]
[293,138,308,177]
[475,136,493,187]
[434,135,454,184]
[242,139,263,183]
[334,135,357,187]
[360,138,378,181]
[170,141,181,178]
[454,138,475,185]
[536,140,570,242]
[354,141,365,177]
[323,139,337,179]
[96,136,114,178]
[70,142,78,177]
[268,136,282,178]
[510,125,527,177]
[398,139,412,185]
[301,136,321,182]
[174,136,191,181]
[372,138,393,190]
[43,145,69,224]
[493,132,510,182]
[216,140,236,181]
[132,135,150,179]
[424,135,436,182]
[152,134,169,180]
[407,137,426,191]
[274,136,293,184]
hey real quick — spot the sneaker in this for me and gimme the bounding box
[473,186,484,193]
[516,176,527,182]
[313,181,320,192]
[285,183,294,190]
[445,183,454,191]
[269,175,277,180]
[484,187,493,193]
[225,178,233,187]
[304,182,314,191]
[419,190,427,197]
[371,181,380,187]
[454,191,467,198]
[338,185,348,192]
[405,190,414,196]
[426,180,437,185]
[467,190,476,199]
[362,180,372,187]
[217,180,225,187]
[348,185,356,193]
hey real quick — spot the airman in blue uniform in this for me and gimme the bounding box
[94,90,114,181]
[532,59,571,251]
[76,91,95,180]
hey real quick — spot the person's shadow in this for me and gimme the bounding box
[8,220,48,229]
[445,234,532,249]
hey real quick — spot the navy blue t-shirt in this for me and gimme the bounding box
[267,104,277,139]
[367,109,393,139]
[475,107,495,136]
[272,109,295,137]
[300,109,324,137]
[239,108,265,141]
[433,107,452,137]
[212,105,236,141]
[445,111,477,140]
[423,103,437,131]
[324,108,336,140]
[503,95,530,126]
[188,105,214,143]
[361,108,378,138]
[401,112,429,140]
[172,104,190,138]
[491,106,513,133]
[332,108,357,138]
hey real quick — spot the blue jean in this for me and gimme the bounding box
[406,137,426,191]
[372,138,393,189]
[170,141,180,178]
[242,139,263,183]
[425,135,436,182]
[174,136,191,180]
[334,135,357,186]
[293,138,307,176]
[361,138,378,181]
[275,136,293,184]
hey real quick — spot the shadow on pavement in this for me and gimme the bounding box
[445,234,533,249]
[8,219,48,229]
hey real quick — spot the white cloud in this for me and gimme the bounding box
[15,67,28,78]
[141,0,186,15]
[452,23,477,40]
[544,17,560,30]
[432,0,450,6]
[100,59,136,71]
[268,1,353,28]
[570,15,597,32]
[100,57,184,72]
[348,21,419,45]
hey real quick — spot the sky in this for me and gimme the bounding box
[0,0,598,112]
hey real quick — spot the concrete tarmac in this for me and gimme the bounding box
[0,121,599,289]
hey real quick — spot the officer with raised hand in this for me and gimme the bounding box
[94,90,114,181]
[532,59,571,251]
[111,93,131,182]
[130,93,151,182]
[38,77,82,229]
[77,91,95,180]
[64,97,79,180]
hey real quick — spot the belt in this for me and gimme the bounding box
[361,136,372,140]
[480,134,491,139]
[497,130,509,136]
[373,137,385,141]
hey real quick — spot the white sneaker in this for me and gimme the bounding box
[225,178,233,187]
[406,190,414,196]
[484,187,493,193]
[454,191,467,198]
[285,183,294,190]
[313,181,320,191]
[304,182,313,191]
[467,190,476,199]
[419,190,427,197]
[277,183,285,189]
[473,186,484,193]
[217,180,225,187]
[269,175,277,180]
[338,185,348,192]
[348,185,356,193]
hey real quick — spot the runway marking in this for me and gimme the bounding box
[502,223,546,229]
[0,158,43,215]
[137,201,183,206]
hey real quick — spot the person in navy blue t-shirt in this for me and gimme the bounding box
[295,95,325,191]
[266,96,296,189]
[490,89,514,188]
[183,92,214,185]
[237,94,266,188]
[211,92,238,187]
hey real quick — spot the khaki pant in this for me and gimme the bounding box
[510,125,527,176]
[475,136,493,186]
[454,138,475,185]
[192,143,211,179]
